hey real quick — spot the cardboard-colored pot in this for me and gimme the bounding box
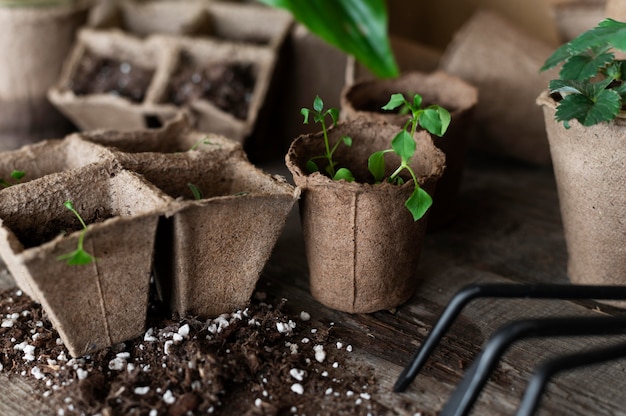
[0,164,171,357]
[0,0,90,150]
[340,71,478,228]
[537,90,626,292]
[439,10,557,165]
[550,0,605,42]
[286,120,446,313]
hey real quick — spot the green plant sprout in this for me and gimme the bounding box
[188,183,203,200]
[189,136,217,151]
[301,95,355,182]
[541,18,626,128]
[57,200,96,266]
[368,93,451,221]
[0,170,25,188]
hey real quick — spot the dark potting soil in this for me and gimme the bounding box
[68,51,154,103]
[0,287,395,415]
[167,52,256,120]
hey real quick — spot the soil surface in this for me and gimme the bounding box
[167,52,256,120]
[0,286,392,415]
[68,52,154,103]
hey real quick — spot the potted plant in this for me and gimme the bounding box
[0,0,91,150]
[537,18,626,290]
[340,70,478,228]
[285,96,446,313]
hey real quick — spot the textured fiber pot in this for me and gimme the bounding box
[286,120,446,313]
[0,0,90,150]
[440,10,557,165]
[0,164,171,357]
[537,90,626,291]
[341,70,478,228]
[550,0,605,42]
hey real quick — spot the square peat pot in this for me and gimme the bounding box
[0,136,115,299]
[48,28,176,131]
[132,149,298,319]
[0,165,171,357]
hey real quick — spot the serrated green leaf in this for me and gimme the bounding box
[313,95,323,112]
[420,106,451,137]
[333,168,355,182]
[259,0,398,78]
[306,160,319,174]
[555,89,621,126]
[570,18,626,55]
[368,150,386,182]
[382,93,406,111]
[560,51,614,81]
[541,42,572,71]
[391,130,416,161]
[405,187,432,222]
[301,108,310,124]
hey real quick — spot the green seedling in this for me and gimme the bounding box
[189,136,217,151]
[188,183,203,200]
[368,93,451,221]
[541,18,626,128]
[57,200,96,266]
[0,170,26,188]
[301,96,355,182]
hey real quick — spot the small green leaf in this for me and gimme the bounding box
[188,183,203,200]
[420,106,451,137]
[391,130,416,161]
[412,94,423,110]
[328,108,339,126]
[333,168,355,182]
[10,170,25,180]
[405,186,432,222]
[301,108,310,124]
[342,135,352,147]
[382,93,406,111]
[313,95,324,112]
[306,160,319,174]
[368,150,386,182]
[57,248,95,266]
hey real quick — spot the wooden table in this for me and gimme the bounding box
[2,153,626,415]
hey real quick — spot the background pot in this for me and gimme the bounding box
[286,120,445,313]
[0,0,90,150]
[340,70,478,228]
[537,90,626,291]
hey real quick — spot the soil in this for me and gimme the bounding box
[68,51,154,103]
[167,52,256,120]
[0,285,392,415]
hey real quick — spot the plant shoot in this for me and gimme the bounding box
[0,170,26,188]
[57,200,96,266]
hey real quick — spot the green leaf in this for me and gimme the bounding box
[549,79,584,95]
[342,135,352,147]
[412,94,423,110]
[313,95,324,112]
[382,93,406,111]
[405,187,432,222]
[306,160,319,173]
[391,130,416,161]
[555,89,621,126]
[420,106,451,137]
[259,0,398,78]
[188,183,203,200]
[57,248,95,266]
[301,108,310,124]
[559,51,614,81]
[333,168,355,182]
[328,108,339,126]
[10,170,25,180]
[569,18,626,56]
[367,150,386,182]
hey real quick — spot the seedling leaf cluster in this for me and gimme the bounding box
[541,18,626,127]
[301,94,450,222]
[0,170,25,188]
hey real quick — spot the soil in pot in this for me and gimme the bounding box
[67,50,154,103]
[166,51,256,120]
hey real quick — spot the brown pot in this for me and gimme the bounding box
[440,10,558,165]
[0,163,171,357]
[340,70,478,228]
[0,0,90,150]
[537,90,626,292]
[286,120,445,313]
[550,0,605,42]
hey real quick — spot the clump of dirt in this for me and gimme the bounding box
[68,51,154,103]
[167,52,256,120]
[0,287,390,415]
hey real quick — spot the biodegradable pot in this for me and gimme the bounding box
[0,164,171,357]
[550,0,605,42]
[537,90,626,290]
[0,0,90,150]
[286,120,446,313]
[340,70,478,228]
[439,10,557,165]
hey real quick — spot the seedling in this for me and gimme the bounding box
[541,18,626,128]
[188,183,203,200]
[368,93,451,221]
[301,96,355,182]
[57,200,96,266]
[189,136,217,151]
[0,170,26,188]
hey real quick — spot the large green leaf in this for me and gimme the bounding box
[559,51,614,81]
[259,0,399,78]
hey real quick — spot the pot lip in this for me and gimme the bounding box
[536,89,558,109]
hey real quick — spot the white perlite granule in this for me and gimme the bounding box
[163,390,175,404]
[289,368,304,382]
[290,383,304,395]
[134,386,150,395]
[299,311,311,321]
[313,345,326,363]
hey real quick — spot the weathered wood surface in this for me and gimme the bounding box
[2,154,626,415]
